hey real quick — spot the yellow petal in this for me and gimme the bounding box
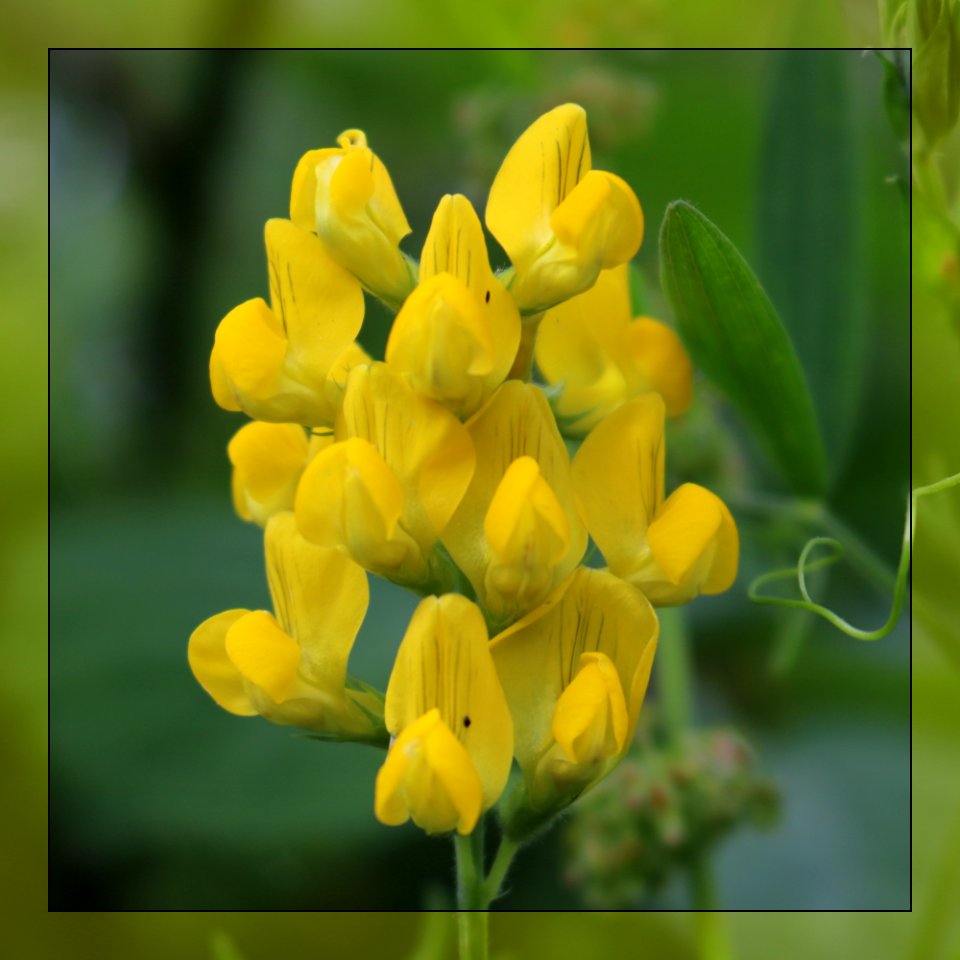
[339,363,475,547]
[264,511,370,686]
[289,146,340,231]
[385,595,513,812]
[224,609,301,704]
[313,130,413,305]
[214,298,287,401]
[483,457,571,618]
[550,170,643,270]
[571,395,665,577]
[375,709,484,835]
[702,495,739,594]
[490,567,658,777]
[264,218,365,386]
[486,104,591,267]
[624,317,693,418]
[637,483,738,603]
[294,437,411,572]
[209,341,242,412]
[228,422,310,525]
[188,609,256,716]
[386,273,495,415]
[535,265,634,433]
[442,382,587,618]
[647,483,723,586]
[552,651,628,763]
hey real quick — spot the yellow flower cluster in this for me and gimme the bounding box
[189,105,738,837]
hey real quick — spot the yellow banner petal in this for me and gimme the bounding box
[486,104,591,267]
[490,567,658,777]
[572,395,666,577]
[385,595,513,813]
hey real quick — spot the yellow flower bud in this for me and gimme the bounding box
[290,129,415,307]
[386,194,520,417]
[572,396,739,605]
[486,104,643,314]
[376,595,513,835]
[483,456,570,619]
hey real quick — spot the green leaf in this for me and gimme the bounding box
[757,51,866,478]
[659,200,827,495]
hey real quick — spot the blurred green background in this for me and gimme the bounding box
[47,49,912,917]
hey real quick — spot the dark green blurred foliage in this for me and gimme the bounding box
[564,715,779,907]
[49,50,908,912]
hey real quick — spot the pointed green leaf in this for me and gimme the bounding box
[659,200,827,495]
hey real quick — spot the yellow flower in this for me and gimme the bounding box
[295,363,475,590]
[228,422,333,526]
[386,194,521,418]
[210,218,366,426]
[441,381,587,629]
[375,594,513,835]
[490,567,658,811]
[187,512,384,742]
[572,395,739,605]
[485,104,644,314]
[290,129,415,307]
[535,264,693,434]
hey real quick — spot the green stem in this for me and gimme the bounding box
[481,837,519,904]
[657,606,693,746]
[454,833,488,960]
[691,857,734,960]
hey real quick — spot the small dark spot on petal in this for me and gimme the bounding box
[463,716,472,728]
[484,291,491,304]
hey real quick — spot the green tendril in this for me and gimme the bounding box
[748,472,960,640]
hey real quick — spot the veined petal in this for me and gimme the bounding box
[572,395,665,577]
[225,610,301,704]
[295,436,412,573]
[490,567,659,792]
[188,609,256,716]
[486,104,591,267]
[385,595,513,812]
[552,651,628,763]
[624,317,693,418]
[264,512,369,686]
[375,709,484,835]
[264,218,365,386]
[442,382,586,619]
[228,422,310,526]
[339,363,475,547]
